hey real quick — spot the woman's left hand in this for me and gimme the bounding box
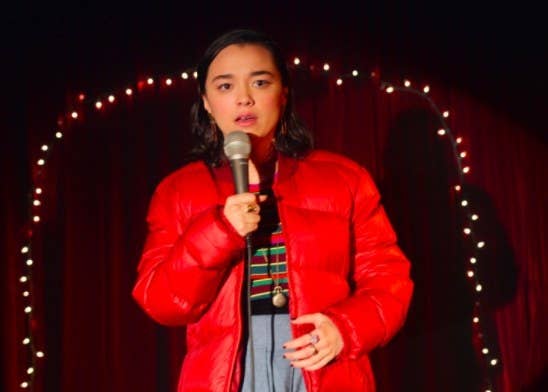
[283,313,344,371]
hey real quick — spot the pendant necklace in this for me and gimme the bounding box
[265,251,287,308]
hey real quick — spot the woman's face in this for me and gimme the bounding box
[202,44,287,142]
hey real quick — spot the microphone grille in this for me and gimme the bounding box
[223,131,251,159]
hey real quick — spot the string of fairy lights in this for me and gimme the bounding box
[17,57,499,390]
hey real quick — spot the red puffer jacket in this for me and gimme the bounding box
[132,150,413,391]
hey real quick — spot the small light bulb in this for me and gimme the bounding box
[477,241,485,248]
[490,358,498,366]
[437,129,446,136]
[463,166,470,173]
[443,110,450,118]
[181,72,189,79]
[482,348,489,354]
[473,316,479,323]
[336,78,343,86]
[41,145,48,151]
[475,284,482,292]
[26,259,33,266]
[352,70,358,76]
[33,200,41,206]
[20,381,29,388]
[71,111,78,119]
[461,200,468,207]
[467,270,474,277]
[108,95,115,103]
[454,185,461,191]
[35,188,42,194]
[323,63,330,71]
[78,93,85,101]
[165,78,173,86]
[293,57,300,65]
[33,216,40,222]
[23,337,30,345]
[193,71,198,79]
[463,228,471,235]
[36,351,45,358]
[456,137,463,144]
[404,79,411,87]
[56,131,63,138]
[20,276,28,283]
[21,246,29,254]
[23,291,30,297]
[472,214,479,221]
[95,101,103,109]
[125,88,133,95]
[386,86,394,93]
[27,367,34,375]
[486,389,492,392]
[460,151,467,158]
[147,78,154,85]
[24,306,32,313]
[470,257,477,264]
[37,159,45,166]
[423,85,430,93]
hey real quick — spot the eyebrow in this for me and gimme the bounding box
[210,70,276,83]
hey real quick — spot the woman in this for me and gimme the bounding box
[132,29,413,391]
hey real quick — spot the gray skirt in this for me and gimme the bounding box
[240,314,306,392]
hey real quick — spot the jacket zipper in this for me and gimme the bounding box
[275,193,314,391]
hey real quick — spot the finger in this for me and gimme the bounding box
[283,327,322,348]
[283,334,316,350]
[289,348,330,370]
[301,354,332,371]
[243,212,261,223]
[226,192,259,206]
[244,203,260,213]
[283,343,318,361]
[291,313,322,326]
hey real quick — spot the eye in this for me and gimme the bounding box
[253,79,271,88]
[217,83,231,91]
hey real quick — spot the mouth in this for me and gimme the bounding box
[235,113,257,126]
[235,113,256,121]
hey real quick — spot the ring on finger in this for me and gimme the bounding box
[246,204,258,213]
[310,343,319,355]
[309,333,319,345]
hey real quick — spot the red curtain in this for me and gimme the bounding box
[2,73,546,391]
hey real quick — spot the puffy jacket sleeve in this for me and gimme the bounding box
[132,174,245,326]
[323,166,413,358]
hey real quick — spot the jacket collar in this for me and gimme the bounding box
[211,153,299,198]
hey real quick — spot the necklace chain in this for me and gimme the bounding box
[262,247,287,308]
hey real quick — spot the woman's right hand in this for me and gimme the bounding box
[223,193,263,237]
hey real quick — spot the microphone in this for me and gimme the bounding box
[223,130,251,194]
[224,130,256,390]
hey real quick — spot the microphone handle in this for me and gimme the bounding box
[229,158,249,194]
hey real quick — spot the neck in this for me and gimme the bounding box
[248,145,277,185]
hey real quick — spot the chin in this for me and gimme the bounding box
[247,128,276,140]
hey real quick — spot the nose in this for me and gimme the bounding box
[236,86,254,106]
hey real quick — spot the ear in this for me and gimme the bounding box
[202,95,211,114]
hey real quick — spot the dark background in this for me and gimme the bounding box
[5,0,547,143]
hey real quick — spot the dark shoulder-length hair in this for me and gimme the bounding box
[186,29,313,166]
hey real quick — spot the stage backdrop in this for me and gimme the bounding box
[2,70,546,391]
